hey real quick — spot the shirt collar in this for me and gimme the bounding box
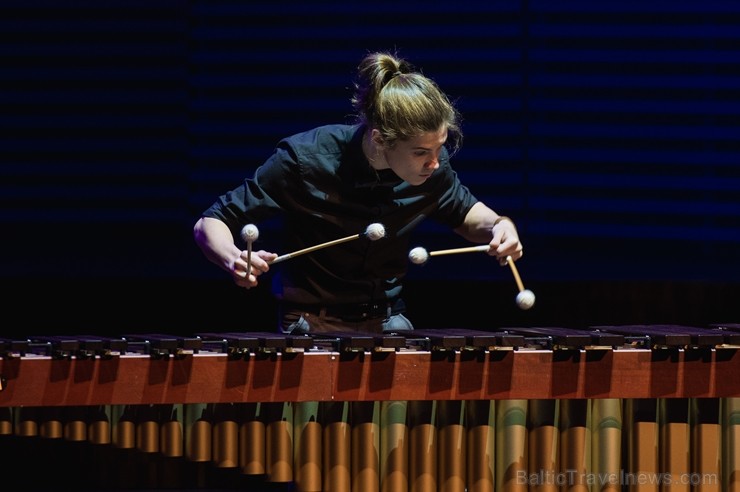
[350,126,403,189]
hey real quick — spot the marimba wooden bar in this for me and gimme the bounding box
[2,347,740,407]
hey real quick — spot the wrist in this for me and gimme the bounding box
[493,215,512,227]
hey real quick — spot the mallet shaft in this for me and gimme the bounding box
[268,234,361,265]
[428,244,490,257]
[246,243,253,277]
[506,255,525,292]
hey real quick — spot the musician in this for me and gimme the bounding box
[193,50,523,334]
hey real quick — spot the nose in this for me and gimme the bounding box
[425,154,440,170]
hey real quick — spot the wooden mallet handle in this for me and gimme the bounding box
[428,244,491,257]
[268,223,386,265]
[268,233,362,265]
[505,255,525,292]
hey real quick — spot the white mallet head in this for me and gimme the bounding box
[516,289,536,310]
[240,223,259,243]
[408,246,429,265]
[365,222,386,241]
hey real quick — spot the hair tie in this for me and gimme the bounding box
[392,71,403,78]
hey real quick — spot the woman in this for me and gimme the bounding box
[193,51,523,334]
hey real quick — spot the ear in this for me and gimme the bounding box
[371,129,384,147]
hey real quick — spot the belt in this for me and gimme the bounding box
[285,298,405,322]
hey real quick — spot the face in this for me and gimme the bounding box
[379,126,447,186]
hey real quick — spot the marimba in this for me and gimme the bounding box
[2,324,739,491]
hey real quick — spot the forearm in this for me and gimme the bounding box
[193,216,242,272]
[454,202,502,242]
[455,201,523,261]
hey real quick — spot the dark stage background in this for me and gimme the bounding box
[2,0,739,338]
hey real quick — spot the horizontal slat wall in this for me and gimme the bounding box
[0,1,190,278]
[1,1,739,332]
[521,1,740,281]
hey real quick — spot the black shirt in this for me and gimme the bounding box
[202,123,479,306]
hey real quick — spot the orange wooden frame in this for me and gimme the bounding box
[1,348,737,407]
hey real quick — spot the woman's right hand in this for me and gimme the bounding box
[232,249,278,288]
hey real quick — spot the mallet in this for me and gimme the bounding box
[269,222,386,265]
[505,255,536,310]
[408,244,490,264]
[408,245,535,310]
[239,224,259,277]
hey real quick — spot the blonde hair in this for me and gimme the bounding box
[351,51,462,155]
